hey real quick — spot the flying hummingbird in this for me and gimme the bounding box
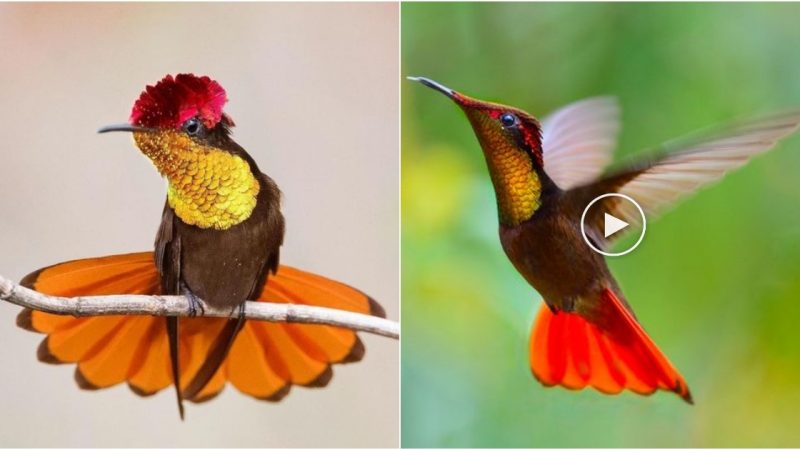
[409,76,800,402]
[17,74,385,418]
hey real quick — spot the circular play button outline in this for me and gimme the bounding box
[580,193,646,257]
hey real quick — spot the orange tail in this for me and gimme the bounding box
[529,288,691,403]
[17,252,384,403]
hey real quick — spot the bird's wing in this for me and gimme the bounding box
[568,109,800,247]
[541,97,621,190]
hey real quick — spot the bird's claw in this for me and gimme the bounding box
[179,282,206,317]
[185,290,206,317]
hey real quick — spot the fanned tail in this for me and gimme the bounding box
[529,288,691,403]
[181,316,243,402]
[17,252,386,409]
[188,265,385,402]
[17,253,170,395]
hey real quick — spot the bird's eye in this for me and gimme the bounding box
[182,117,202,136]
[500,113,517,128]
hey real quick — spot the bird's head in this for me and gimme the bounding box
[99,73,236,170]
[408,76,543,168]
[100,74,261,230]
[409,76,546,226]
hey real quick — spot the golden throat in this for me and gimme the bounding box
[133,130,260,230]
[466,112,542,226]
[485,144,541,226]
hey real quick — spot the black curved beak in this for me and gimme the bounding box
[407,76,456,100]
[97,124,153,134]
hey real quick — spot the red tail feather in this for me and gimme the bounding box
[529,288,692,403]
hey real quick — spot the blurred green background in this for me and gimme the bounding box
[402,3,800,447]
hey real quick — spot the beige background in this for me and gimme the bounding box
[0,3,398,447]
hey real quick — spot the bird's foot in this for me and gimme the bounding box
[181,283,206,317]
[563,296,576,313]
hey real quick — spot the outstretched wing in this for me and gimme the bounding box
[569,110,800,247]
[541,97,620,190]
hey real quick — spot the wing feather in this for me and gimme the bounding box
[542,97,620,189]
[571,110,800,246]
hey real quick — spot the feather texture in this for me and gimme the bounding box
[17,253,383,402]
[542,97,620,190]
[571,110,800,246]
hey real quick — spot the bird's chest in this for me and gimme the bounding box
[156,188,283,310]
[174,214,271,309]
[499,213,607,309]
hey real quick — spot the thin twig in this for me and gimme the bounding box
[0,274,398,339]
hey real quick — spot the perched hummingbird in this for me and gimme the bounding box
[410,76,800,402]
[17,74,385,418]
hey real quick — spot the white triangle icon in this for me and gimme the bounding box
[604,213,629,238]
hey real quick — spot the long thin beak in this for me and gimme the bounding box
[97,124,153,134]
[407,76,456,100]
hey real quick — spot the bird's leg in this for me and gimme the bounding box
[180,282,206,317]
[562,296,577,313]
[543,297,576,315]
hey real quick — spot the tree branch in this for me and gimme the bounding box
[0,274,398,339]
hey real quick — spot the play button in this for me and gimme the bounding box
[581,193,646,257]
[604,213,629,238]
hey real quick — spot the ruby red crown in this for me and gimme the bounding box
[130,74,230,129]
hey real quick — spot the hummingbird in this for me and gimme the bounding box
[409,76,800,402]
[17,74,385,418]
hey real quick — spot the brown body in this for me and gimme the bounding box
[156,145,284,308]
[153,129,286,406]
[501,196,617,319]
[499,169,630,321]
